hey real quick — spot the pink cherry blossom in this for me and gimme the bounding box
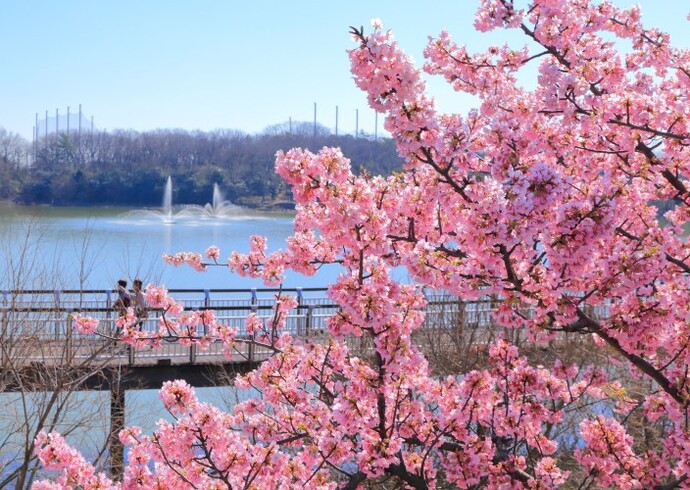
[71,313,99,335]
[205,245,220,262]
[36,2,690,488]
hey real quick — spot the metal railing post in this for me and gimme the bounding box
[1,290,7,366]
[250,288,257,306]
[295,288,303,336]
[248,304,258,362]
[105,290,113,333]
[54,290,61,340]
[203,289,210,336]
[66,308,74,364]
[306,305,314,338]
[1,290,7,333]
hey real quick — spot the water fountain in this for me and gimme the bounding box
[177,183,243,218]
[211,183,224,212]
[120,176,177,223]
[123,179,249,223]
[162,176,174,223]
[204,183,242,216]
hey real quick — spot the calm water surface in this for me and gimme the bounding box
[0,205,340,291]
[0,205,340,470]
[0,204,414,470]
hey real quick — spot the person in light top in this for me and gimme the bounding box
[132,279,148,330]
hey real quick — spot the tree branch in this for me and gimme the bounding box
[573,309,686,406]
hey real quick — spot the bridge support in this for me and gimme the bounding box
[109,385,125,479]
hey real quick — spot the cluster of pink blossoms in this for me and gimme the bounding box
[35,1,690,488]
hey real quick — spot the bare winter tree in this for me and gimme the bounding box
[0,217,126,488]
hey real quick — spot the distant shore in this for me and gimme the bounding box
[0,199,297,217]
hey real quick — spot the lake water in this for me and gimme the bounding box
[0,204,342,292]
[0,204,416,476]
[0,205,339,475]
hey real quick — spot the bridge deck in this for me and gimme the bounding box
[0,288,536,478]
[0,287,509,371]
[0,287,609,380]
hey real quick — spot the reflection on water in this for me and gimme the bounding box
[0,205,338,290]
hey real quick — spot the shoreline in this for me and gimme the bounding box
[0,200,296,216]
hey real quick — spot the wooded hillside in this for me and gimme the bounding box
[1,123,402,209]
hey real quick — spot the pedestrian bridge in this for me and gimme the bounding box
[0,287,500,379]
[0,286,595,477]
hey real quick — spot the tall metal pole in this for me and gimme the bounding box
[26,126,33,167]
[335,106,339,137]
[356,109,359,139]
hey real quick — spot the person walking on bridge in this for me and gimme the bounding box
[132,279,148,330]
[113,279,132,317]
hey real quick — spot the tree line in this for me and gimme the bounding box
[0,122,403,208]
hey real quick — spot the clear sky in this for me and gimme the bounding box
[0,1,688,141]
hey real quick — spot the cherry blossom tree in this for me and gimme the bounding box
[34,1,690,488]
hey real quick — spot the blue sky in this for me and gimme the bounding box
[0,1,688,141]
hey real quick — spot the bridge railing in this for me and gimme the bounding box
[3,288,602,367]
[0,287,333,311]
[0,288,352,364]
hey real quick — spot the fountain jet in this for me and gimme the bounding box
[162,176,174,223]
[212,183,224,212]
